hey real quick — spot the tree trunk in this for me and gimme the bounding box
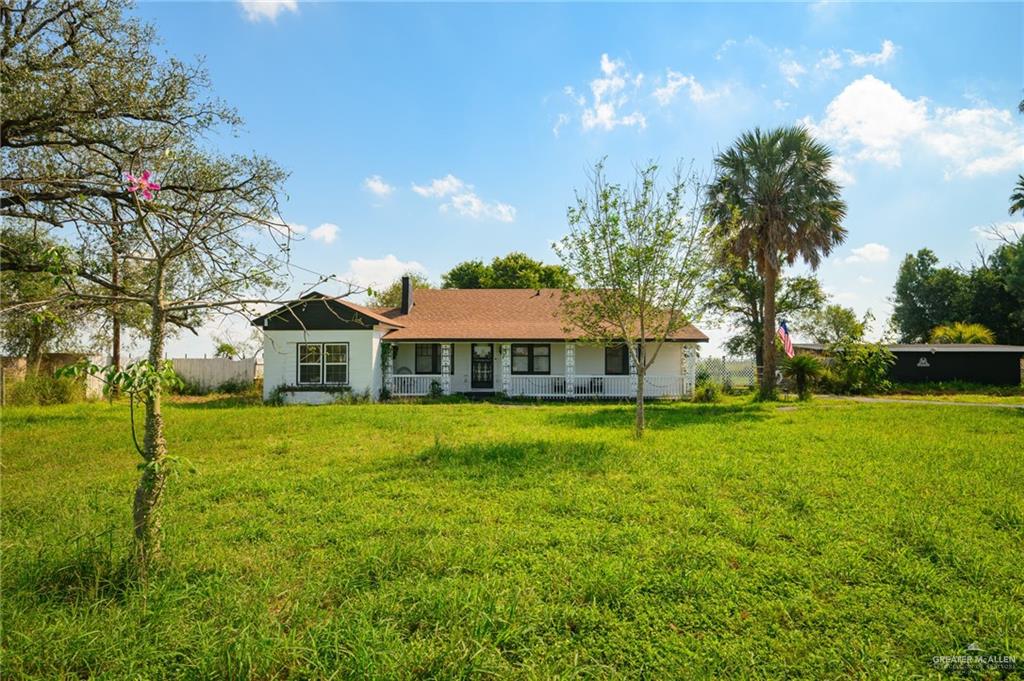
[110,205,122,383]
[635,364,646,438]
[760,264,778,400]
[26,324,44,375]
[134,275,167,570]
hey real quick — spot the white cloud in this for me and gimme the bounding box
[804,75,1024,180]
[922,105,1024,178]
[653,69,726,106]
[553,113,570,137]
[802,75,928,167]
[779,60,807,87]
[971,222,1024,241]
[362,175,394,197]
[846,39,897,67]
[310,222,339,244]
[773,99,790,110]
[413,174,516,223]
[575,54,647,131]
[345,255,426,289]
[238,0,297,23]
[412,174,465,198]
[814,49,843,74]
[857,275,874,284]
[715,39,737,61]
[845,243,890,263]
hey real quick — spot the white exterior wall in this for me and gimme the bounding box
[262,328,380,403]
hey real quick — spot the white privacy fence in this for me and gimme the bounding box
[695,357,757,389]
[170,357,258,391]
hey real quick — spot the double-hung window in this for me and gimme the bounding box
[414,343,455,374]
[511,344,550,375]
[297,343,349,385]
[605,344,630,375]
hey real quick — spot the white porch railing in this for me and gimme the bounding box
[575,375,632,398]
[508,374,689,399]
[508,375,567,398]
[392,374,443,396]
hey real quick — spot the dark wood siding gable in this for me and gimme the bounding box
[253,298,379,331]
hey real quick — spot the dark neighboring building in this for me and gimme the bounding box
[794,344,1024,386]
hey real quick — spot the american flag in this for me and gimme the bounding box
[777,320,795,358]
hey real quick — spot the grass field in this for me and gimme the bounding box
[2,397,1022,679]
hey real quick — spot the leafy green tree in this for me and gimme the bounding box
[441,260,489,288]
[705,251,826,367]
[929,322,996,344]
[368,273,433,307]
[214,342,239,359]
[706,126,847,399]
[442,252,574,289]
[891,249,973,342]
[805,304,871,345]
[555,160,711,438]
[0,226,89,371]
[4,0,299,571]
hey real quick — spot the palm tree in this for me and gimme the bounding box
[930,322,996,344]
[1010,175,1024,216]
[782,353,823,400]
[707,126,847,399]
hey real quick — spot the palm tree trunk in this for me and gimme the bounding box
[760,264,778,400]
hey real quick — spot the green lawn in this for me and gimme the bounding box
[2,397,1022,679]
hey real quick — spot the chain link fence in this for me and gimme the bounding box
[695,357,757,390]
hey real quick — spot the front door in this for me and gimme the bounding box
[471,343,494,389]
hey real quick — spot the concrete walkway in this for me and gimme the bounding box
[819,395,1024,409]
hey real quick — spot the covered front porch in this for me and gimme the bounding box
[382,341,697,399]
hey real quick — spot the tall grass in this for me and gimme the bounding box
[2,398,1022,678]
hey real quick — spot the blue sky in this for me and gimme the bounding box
[136,1,1024,357]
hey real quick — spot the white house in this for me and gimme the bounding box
[254,277,707,403]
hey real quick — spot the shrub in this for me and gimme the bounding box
[822,342,895,395]
[428,379,444,399]
[215,379,253,394]
[334,389,370,405]
[692,383,721,403]
[6,374,85,406]
[782,354,823,400]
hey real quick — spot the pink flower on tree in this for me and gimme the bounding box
[125,170,161,200]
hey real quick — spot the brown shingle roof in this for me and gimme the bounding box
[378,289,708,342]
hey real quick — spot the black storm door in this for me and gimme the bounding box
[471,343,494,389]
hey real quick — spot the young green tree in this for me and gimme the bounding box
[55,149,293,571]
[555,160,711,438]
[706,126,847,399]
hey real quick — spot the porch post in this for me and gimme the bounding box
[500,343,511,394]
[440,343,451,395]
[565,343,575,399]
[683,344,697,396]
[382,342,393,395]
